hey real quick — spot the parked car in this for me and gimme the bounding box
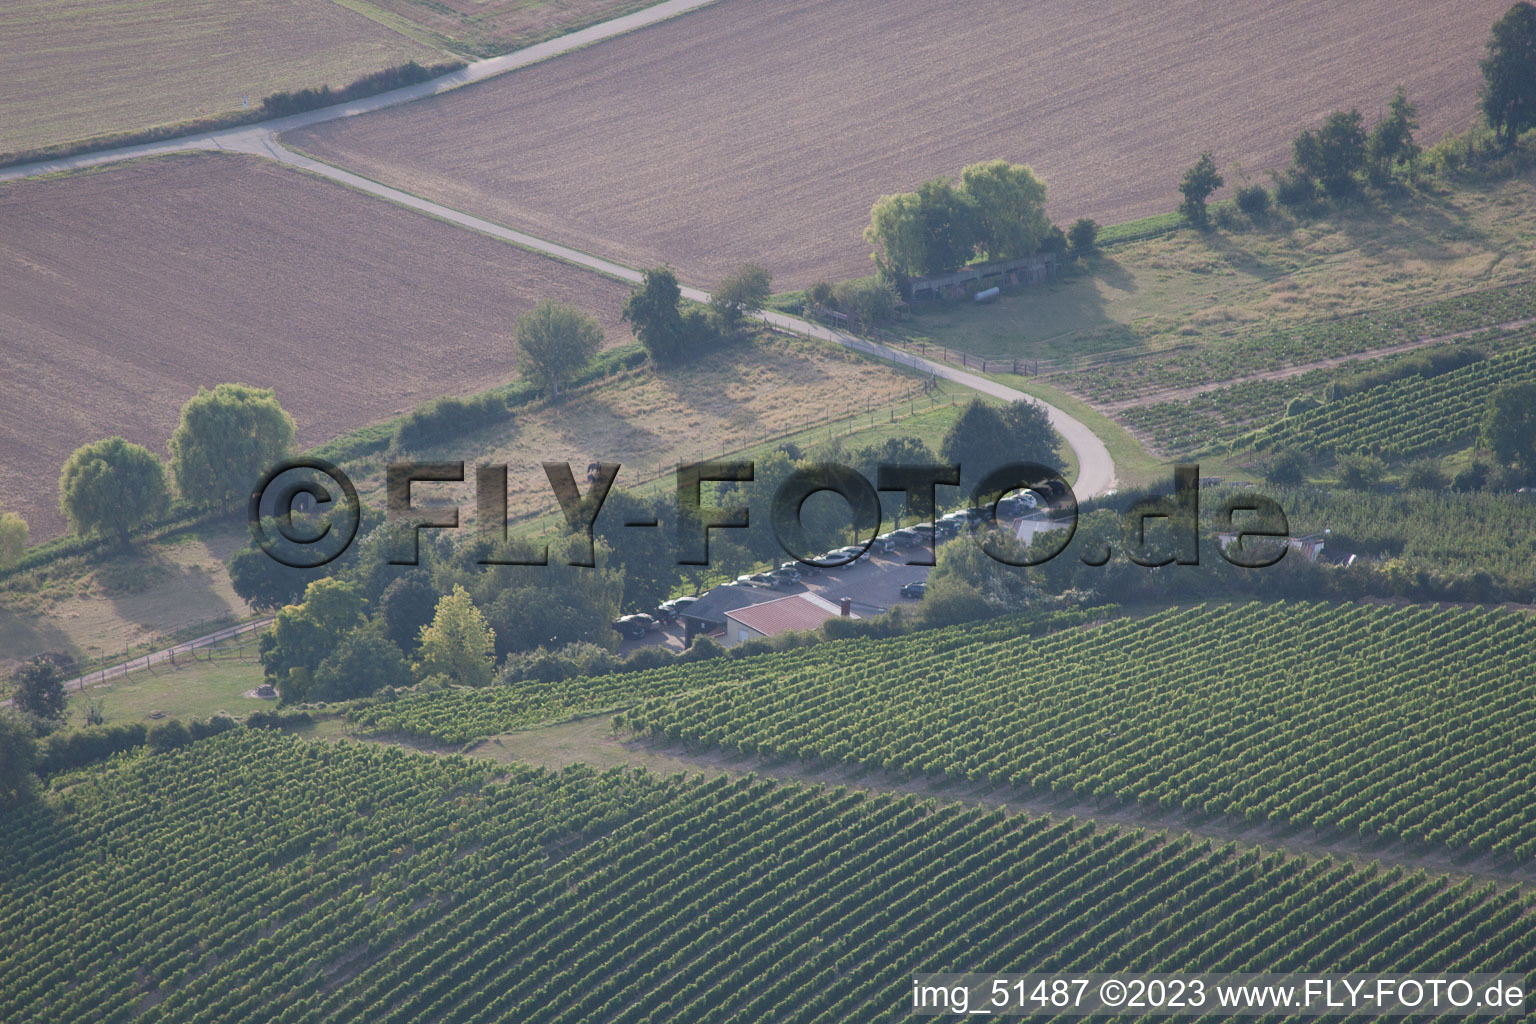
[890,527,923,547]
[747,572,777,588]
[900,580,927,599]
[655,596,699,622]
[613,613,659,640]
[931,519,961,540]
[821,545,867,567]
[767,567,800,587]
[873,532,900,554]
[781,560,816,577]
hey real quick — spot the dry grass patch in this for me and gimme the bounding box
[347,334,923,523]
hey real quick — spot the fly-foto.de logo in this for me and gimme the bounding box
[249,460,1290,571]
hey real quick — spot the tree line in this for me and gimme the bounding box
[1178,3,1536,228]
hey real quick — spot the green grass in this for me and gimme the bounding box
[64,646,267,728]
[1094,210,1184,246]
[895,172,1536,383]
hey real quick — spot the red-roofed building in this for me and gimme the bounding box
[722,592,856,647]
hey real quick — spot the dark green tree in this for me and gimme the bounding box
[312,620,411,701]
[258,577,367,700]
[0,711,39,806]
[227,541,322,611]
[58,436,168,545]
[710,263,772,333]
[1337,453,1387,490]
[1367,87,1421,182]
[958,160,1050,261]
[516,299,603,397]
[11,658,66,724]
[1481,2,1536,149]
[622,267,688,363]
[940,399,1060,493]
[146,720,191,753]
[1067,218,1099,252]
[1178,152,1224,227]
[1293,110,1367,197]
[1481,382,1536,474]
[169,383,295,510]
[379,572,439,653]
[593,491,681,613]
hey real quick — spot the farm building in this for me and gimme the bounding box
[677,585,787,645]
[908,253,1058,302]
[721,593,856,647]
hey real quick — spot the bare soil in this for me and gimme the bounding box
[0,0,441,154]
[286,0,1506,288]
[0,152,633,540]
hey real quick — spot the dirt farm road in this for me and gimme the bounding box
[0,0,1116,500]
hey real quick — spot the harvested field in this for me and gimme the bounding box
[0,0,443,155]
[0,152,632,541]
[345,0,666,58]
[285,0,1505,288]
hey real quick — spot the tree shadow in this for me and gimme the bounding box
[97,543,236,634]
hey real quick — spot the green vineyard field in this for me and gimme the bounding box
[614,602,1536,860]
[1247,346,1536,459]
[1,731,1532,1024]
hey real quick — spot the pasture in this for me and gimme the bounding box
[0,0,442,156]
[285,0,1506,287]
[0,152,633,540]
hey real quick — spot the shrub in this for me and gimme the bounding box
[188,715,238,741]
[35,723,148,775]
[1067,218,1099,251]
[392,391,510,453]
[1262,449,1312,486]
[1271,168,1317,209]
[1403,458,1449,491]
[247,709,313,730]
[1235,184,1272,218]
[1452,461,1491,493]
[1324,346,1485,401]
[261,61,460,118]
[147,720,192,753]
[1337,454,1387,490]
[1285,395,1322,417]
[678,636,726,662]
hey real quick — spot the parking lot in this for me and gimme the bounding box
[799,553,931,616]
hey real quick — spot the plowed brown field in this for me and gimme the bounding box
[286,0,1505,289]
[0,153,631,541]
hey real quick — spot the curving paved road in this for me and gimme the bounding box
[0,0,1117,499]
